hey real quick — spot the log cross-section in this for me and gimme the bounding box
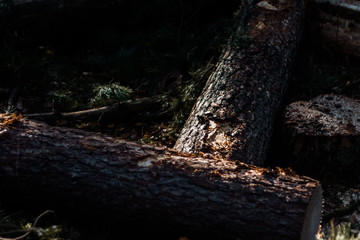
[0,117,322,239]
[174,0,304,166]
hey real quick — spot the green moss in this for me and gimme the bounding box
[88,83,133,108]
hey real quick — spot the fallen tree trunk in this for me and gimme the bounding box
[0,115,322,240]
[282,94,360,183]
[174,0,305,166]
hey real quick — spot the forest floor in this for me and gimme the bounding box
[1,0,360,239]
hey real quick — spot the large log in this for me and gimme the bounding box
[174,0,305,165]
[0,115,322,240]
[282,94,360,183]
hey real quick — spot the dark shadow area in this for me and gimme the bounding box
[267,1,360,185]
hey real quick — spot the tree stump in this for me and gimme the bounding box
[283,94,360,183]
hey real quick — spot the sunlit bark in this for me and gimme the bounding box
[174,0,305,166]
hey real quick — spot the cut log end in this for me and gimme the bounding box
[301,185,323,240]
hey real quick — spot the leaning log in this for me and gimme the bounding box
[174,0,305,165]
[0,115,322,240]
[282,94,360,183]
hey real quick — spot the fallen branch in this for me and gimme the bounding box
[24,96,168,123]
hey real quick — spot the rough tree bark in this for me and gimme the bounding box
[174,0,304,165]
[282,94,360,182]
[0,116,322,240]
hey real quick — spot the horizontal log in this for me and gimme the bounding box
[317,11,360,57]
[313,0,360,21]
[311,0,360,57]
[0,115,322,240]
